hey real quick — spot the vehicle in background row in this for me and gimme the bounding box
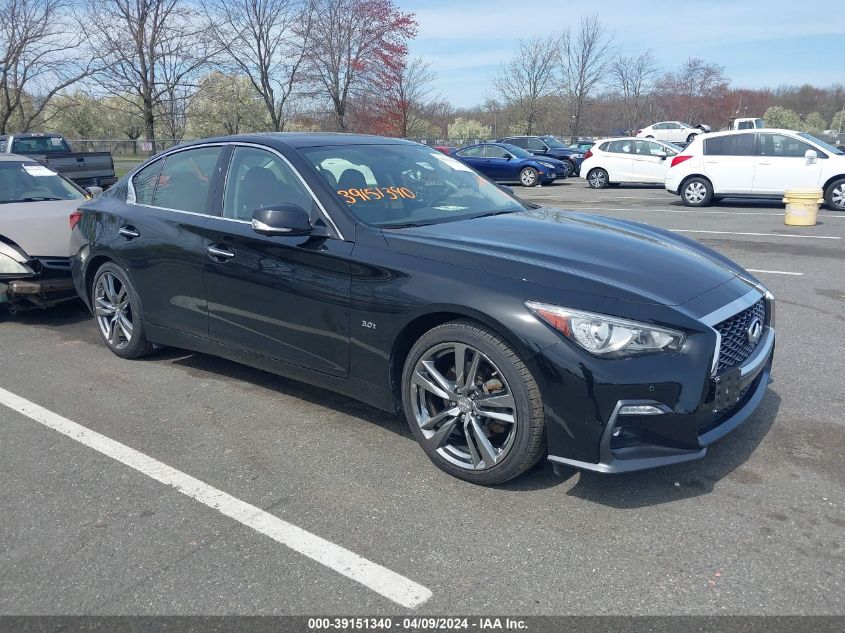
[433,145,458,155]
[71,133,775,484]
[0,133,117,190]
[495,135,585,177]
[0,155,96,312]
[452,142,564,186]
[580,138,681,188]
[636,122,709,145]
[665,128,845,210]
[729,117,766,130]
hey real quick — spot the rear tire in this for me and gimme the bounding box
[587,168,609,189]
[91,262,154,359]
[519,167,539,187]
[824,178,845,211]
[401,320,545,485]
[681,177,714,207]
[686,133,698,143]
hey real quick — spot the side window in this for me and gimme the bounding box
[758,133,813,158]
[153,146,222,213]
[599,142,610,151]
[457,146,484,158]
[223,146,314,221]
[635,140,664,156]
[652,123,666,130]
[132,159,164,205]
[484,145,510,159]
[608,140,632,154]
[508,138,528,149]
[525,138,546,151]
[738,121,752,130]
[0,138,5,152]
[704,134,755,156]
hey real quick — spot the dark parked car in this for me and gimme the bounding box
[452,142,568,186]
[496,135,586,177]
[0,133,117,189]
[70,134,775,485]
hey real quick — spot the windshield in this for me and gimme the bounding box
[540,136,567,148]
[798,133,845,155]
[302,144,527,228]
[0,161,86,203]
[11,136,70,154]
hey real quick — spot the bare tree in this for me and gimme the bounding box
[0,0,92,133]
[559,15,615,139]
[205,0,313,132]
[304,0,416,131]
[492,35,559,135]
[374,56,435,137]
[655,58,729,125]
[84,0,215,151]
[610,49,658,134]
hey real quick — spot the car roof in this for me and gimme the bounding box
[693,128,797,139]
[0,153,38,162]
[172,132,419,151]
[2,132,64,139]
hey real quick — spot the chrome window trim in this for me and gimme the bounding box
[126,141,345,240]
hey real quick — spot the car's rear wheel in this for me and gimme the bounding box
[825,178,845,211]
[587,168,609,189]
[401,320,545,485]
[681,177,713,207]
[519,167,539,187]
[686,133,698,143]
[92,262,154,359]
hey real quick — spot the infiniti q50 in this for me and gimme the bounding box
[70,134,775,485]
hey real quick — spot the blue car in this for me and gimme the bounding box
[451,143,566,187]
[496,136,586,177]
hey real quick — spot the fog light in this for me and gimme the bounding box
[618,405,665,416]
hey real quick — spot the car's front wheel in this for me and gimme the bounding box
[681,177,714,207]
[561,160,574,178]
[519,167,539,187]
[825,178,845,211]
[92,262,154,359]
[587,168,609,189]
[686,133,698,143]
[401,320,545,485]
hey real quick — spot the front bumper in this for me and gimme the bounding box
[542,323,775,474]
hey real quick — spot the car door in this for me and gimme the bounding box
[202,145,352,377]
[752,132,825,195]
[632,140,670,182]
[701,133,757,193]
[483,145,515,179]
[603,140,634,181]
[454,146,487,175]
[116,145,226,337]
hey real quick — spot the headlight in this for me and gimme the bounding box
[525,301,685,357]
[0,253,32,275]
[538,161,556,169]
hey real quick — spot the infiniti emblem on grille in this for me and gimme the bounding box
[746,317,763,345]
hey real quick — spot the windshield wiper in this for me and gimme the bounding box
[19,196,63,201]
[471,209,520,219]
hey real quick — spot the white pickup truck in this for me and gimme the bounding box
[729,117,766,130]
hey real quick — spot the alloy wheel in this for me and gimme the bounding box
[684,181,707,204]
[832,184,845,209]
[94,271,133,350]
[409,342,518,471]
[520,169,537,186]
[589,170,607,188]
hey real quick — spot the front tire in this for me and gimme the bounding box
[587,168,609,189]
[825,178,845,211]
[401,320,545,485]
[91,262,154,359]
[681,177,714,207]
[519,167,539,187]
[561,160,574,178]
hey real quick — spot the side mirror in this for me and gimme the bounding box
[85,186,103,197]
[504,154,513,160]
[656,151,668,159]
[252,204,311,236]
[804,149,818,161]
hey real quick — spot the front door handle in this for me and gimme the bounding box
[118,226,140,239]
[758,161,772,166]
[207,245,236,261]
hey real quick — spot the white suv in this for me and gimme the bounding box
[665,129,845,210]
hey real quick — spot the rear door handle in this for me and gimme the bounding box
[758,161,772,165]
[207,245,236,261]
[118,226,140,239]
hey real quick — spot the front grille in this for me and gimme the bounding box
[714,298,766,372]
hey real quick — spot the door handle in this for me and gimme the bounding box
[207,245,236,261]
[758,161,772,166]
[118,226,140,239]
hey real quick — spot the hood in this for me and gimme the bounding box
[383,208,741,306]
[0,199,81,257]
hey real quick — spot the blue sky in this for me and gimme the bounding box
[395,0,845,107]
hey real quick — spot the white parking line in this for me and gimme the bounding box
[673,229,840,240]
[0,387,432,609]
[569,206,845,218]
[746,269,804,276]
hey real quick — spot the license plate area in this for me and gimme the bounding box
[711,367,742,412]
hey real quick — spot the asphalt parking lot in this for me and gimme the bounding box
[1,180,843,616]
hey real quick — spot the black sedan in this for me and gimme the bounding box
[70,134,775,485]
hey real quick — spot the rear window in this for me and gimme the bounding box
[11,136,70,154]
[704,134,755,156]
